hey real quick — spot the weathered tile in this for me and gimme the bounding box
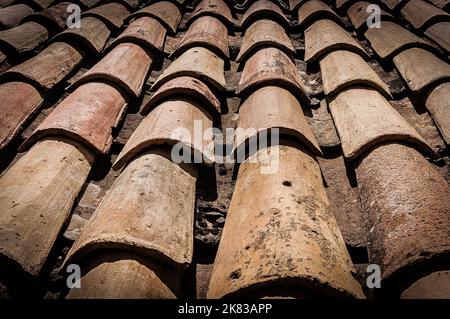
[142,76,221,117]
[72,43,153,99]
[425,82,450,144]
[128,1,181,35]
[78,0,103,8]
[289,0,305,11]
[298,0,342,27]
[187,0,234,27]
[22,82,128,154]
[0,138,92,276]
[365,21,436,60]
[172,16,229,59]
[114,99,215,170]
[0,81,44,150]
[381,0,406,10]
[24,2,73,31]
[425,22,450,52]
[152,47,226,92]
[356,143,450,289]
[347,1,394,30]
[329,88,434,160]
[234,86,321,157]
[0,4,34,29]
[0,21,49,54]
[427,0,450,10]
[304,19,368,62]
[241,0,290,30]
[32,0,55,9]
[66,150,197,270]
[320,50,391,98]
[401,0,450,31]
[208,145,364,298]
[0,0,15,8]
[306,99,341,150]
[238,47,310,104]
[401,271,450,299]
[393,47,450,93]
[102,0,140,10]
[236,19,294,63]
[83,2,130,30]
[53,16,110,54]
[2,41,84,91]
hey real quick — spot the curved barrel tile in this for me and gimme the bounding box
[365,21,437,60]
[425,22,450,52]
[347,1,394,30]
[236,19,294,64]
[72,43,153,99]
[66,150,198,270]
[425,82,450,144]
[0,138,92,276]
[30,0,56,9]
[427,0,450,10]
[171,16,229,60]
[237,47,310,104]
[320,50,391,98]
[401,271,450,299]
[187,0,234,27]
[298,0,343,28]
[207,145,364,299]
[52,16,111,54]
[289,0,304,11]
[401,0,450,31]
[0,4,34,30]
[304,19,368,63]
[67,251,179,299]
[142,76,221,117]
[381,0,406,10]
[152,47,226,92]
[0,0,15,8]
[109,17,166,54]
[23,2,73,32]
[234,86,320,158]
[77,0,103,8]
[356,143,450,290]
[114,99,215,170]
[127,1,181,35]
[329,88,435,160]
[0,81,44,150]
[393,47,450,93]
[83,2,130,30]
[241,0,290,31]
[101,0,140,10]
[1,41,84,91]
[21,82,128,154]
[0,21,49,55]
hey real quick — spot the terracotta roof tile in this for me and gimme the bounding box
[320,50,392,98]
[171,15,229,59]
[0,21,50,55]
[127,1,181,35]
[0,4,35,29]
[241,0,290,30]
[304,19,368,62]
[237,47,310,104]
[381,0,406,10]
[23,1,74,32]
[83,2,130,30]
[102,0,140,10]
[347,1,394,31]
[0,0,15,8]
[297,0,343,28]
[28,0,56,10]
[427,0,450,10]
[289,0,304,11]
[187,0,234,27]
[425,82,450,144]
[21,82,128,154]
[236,19,294,63]
[401,0,450,31]
[424,21,450,52]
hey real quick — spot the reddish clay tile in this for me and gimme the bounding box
[0,0,15,8]
[2,41,84,91]
[335,0,354,10]
[234,86,321,158]
[298,0,342,28]
[0,138,92,276]
[172,16,229,59]
[236,19,294,63]
[83,2,130,30]
[364,21,436,60]
[78,0,104,8]
[425,82,450,144]
[127,1,181,35]
[0,21,49,54]
[66,150,197,270]
[142,76,221,117]
[381,0,406,10]
[72,43,153,99]
[427,0,450,10]
[320,50,391,98]
[425,21,450,52]
[304,19,368,63]
[241,0,290,31]
[329,88,434,160]
[393,48,450,93]
[0,4,35,29]
[401,0,450,31]
[109,17,166,54]
[347,1,394,30]
[53,16,110,54]
[152,47,226,92]
[401,271,450,299]
[66,251,180,298]
[0,81,44,150]
[114,99,215,170]
[187,0,234,27]
[207,144,364,299]
[24,2,73,31]
[31,0,56,9]
[22,82,128,154]
[102,0,140,10]
[356,143,450,289]
[289,0,304,11]
[237,47,310,104]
